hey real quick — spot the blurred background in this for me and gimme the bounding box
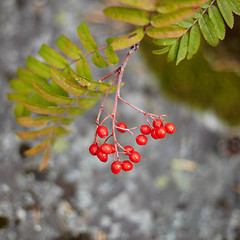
[0,0,240,239]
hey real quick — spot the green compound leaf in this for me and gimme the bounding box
[99,82,117,93]
[10,79,34,94]
[103,7,150,26]
[208,5,225,40]
[217,0,234,28]
[71,72,99,90]
[26,56,51,79]
[199,14,219,46]
[7,93,29,102]
[92,51,109,68]
[87,90,103,98]
[24,102,67,115]
[105,45,119,65]
[24,137,51,156]
[16,127,55,141]
[77,22,97,52]
[39,44,68,69]
[14,103,31,118]
[51,68,87,97]
[228,0,240,15]
[151,7,197,28]
[167,39,180,62]
[33,81,76,105]
[174,18,195,28]
[187,24,201,60]
[157,0,209,13]
[153,46,171,55]
[17,116,58,128]
[153,38,178,46]
[146,26,187,39]
[76,58,93,80]
[117,0,157,11]
[77,98,99,109]
[110,28,144,50]
[56,35,83,60]
[176,32,189,65]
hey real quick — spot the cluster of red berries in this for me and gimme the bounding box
[89,119,175,174]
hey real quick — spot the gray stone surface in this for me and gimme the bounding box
[0,0,240,240]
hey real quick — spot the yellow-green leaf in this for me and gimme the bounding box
[153,46,171,55]
[56,35,83,60]
[117,0,157,11]
[153,38,178,46]
[176,32,189,65]
[77,98,99,109]
[87,90,103,98]
[33,81,76,105]
[110,28,144,50]
[16,116,58,128]
[187,24,201,59]
[67,107,86,117]
[14,103,31,118]
[54,126,71,136]
[168,39,180,62]
[16,127,54,141]
[51,68,87,97]
[105,45,119,65]
[146,26,187,39]
[38,147,50,171]
[24,102,67,115]
[77,22,97,52]
[26,56,51,79]
[103,7,150,26]
[10,79,34,94]
[24,138,51,156]
[92,51,109,68]
[151,7,197,28]
[228,0,240,15]
[7,93,29,102]
[99,82,117,93]
[39,44,68,69]
[217,0,234,28]
[76,57,93,80]
[71,72,99,90]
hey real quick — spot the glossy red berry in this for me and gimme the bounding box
[129,151,141,163]
[122,160,133,171]
[151,128,158,140]
[116,122,127,133]
[124,145,134,155]
[140,125,151,135]
[100,143,112,154]
[97,150,108,162]
[111,161,122,174]
[156,127,166,139]
[136,135,148,145]
[97,126,108,138]
[89,143,98,155]
[111,144,116,153]
[153,119,163,128]
[165,123,175,134]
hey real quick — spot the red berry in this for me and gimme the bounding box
[124,145,134,155]
[151,128,158,140]
[97,126,108,138]
[129,151,141,163]
[122,160,133,171]
[100,143,112,154]
[89,143,98,155]
[97,150,108,162]
[153,119,163,128]
[136,135,148,146]
[165,123,175,134]
[111,161,122,174]
[116,122,127,133]
[156,127,166,139]
[140,125,151,135]
[111,144,116,153]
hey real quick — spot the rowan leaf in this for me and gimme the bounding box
[109,28,144,50]
[26,56,51,79]
[24,102,67,115]
[146,26,187,39]
[176,32,189,65]
[117,0,157,11]
[92,51,109,68]
[217,0,234,28]
[54,126,71,136]
[33,81,76,105]
[105,45,119,65]
[76,58,92,80]
[228,0,240,15]
[51,68,88,97]
[153,46,171,55]
[151,7,197,28]
[71,72,99,90]
[187,24,201,59]
[7,93,29,102]
[99,82,117,93]
[39,44,68,69]
[168,40,180,62]
[24,138,51,156]
[103,7,149,26]
[14,103,31,118]
[77,22,97,52]
[10,79,34,94]
[77,98,99,109]
[153,38,178,46]
[16,116,58,128]
[199,14,219,46]
[208,5,225,40]
[87,90,103,98]
[67,107,86,117]
[38,147,50,171]
[56,35,83,60]
[174,18,195,28]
